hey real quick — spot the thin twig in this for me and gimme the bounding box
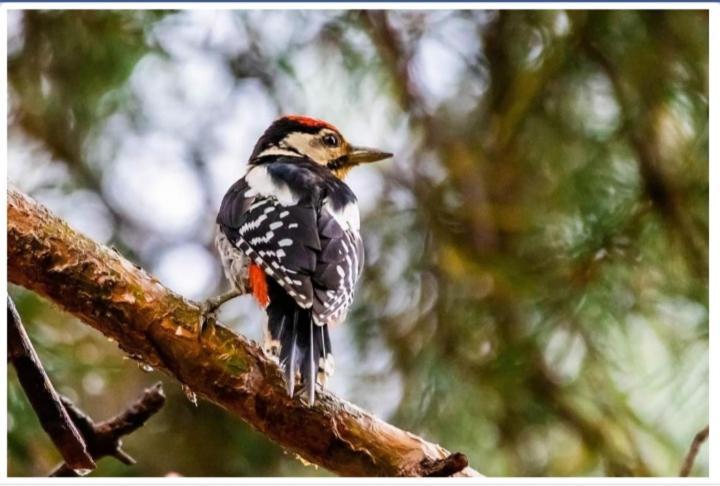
[7,296,96,472]
[49,383,166,477]
[679,425,709,477]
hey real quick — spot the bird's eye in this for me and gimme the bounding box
[322,134,339,147]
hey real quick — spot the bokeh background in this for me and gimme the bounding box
[7,9,708,477]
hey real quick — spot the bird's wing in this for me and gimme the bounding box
[218,183,320,309]
[217,164,363,323]
[311,199,364,326]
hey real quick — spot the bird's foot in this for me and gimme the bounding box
[197,300,219,340]
[196,288,243,340]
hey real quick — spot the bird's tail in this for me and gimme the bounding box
[266,281,332,405]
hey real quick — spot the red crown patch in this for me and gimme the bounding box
[284,115,338,132]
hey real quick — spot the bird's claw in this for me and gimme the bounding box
[197,301,219,340]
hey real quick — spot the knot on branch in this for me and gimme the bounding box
[420,452,469,477]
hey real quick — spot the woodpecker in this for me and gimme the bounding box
[201,115,391,405]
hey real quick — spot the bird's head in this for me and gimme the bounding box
[250,115,392,179]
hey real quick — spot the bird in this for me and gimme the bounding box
[200,115,392,405]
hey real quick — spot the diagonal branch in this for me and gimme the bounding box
[679,425,709,477]
[7,188,479,478]
[7,296,96,472]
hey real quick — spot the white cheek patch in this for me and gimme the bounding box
[244,166,298,206]
[325,199,360,232]
[283,132,332,164]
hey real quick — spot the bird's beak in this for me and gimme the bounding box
[347,145,393,165]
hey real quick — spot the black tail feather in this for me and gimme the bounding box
[298,317,315,404]
[320,324,332,358]
[282,310,299,396]
[266,279,329,405]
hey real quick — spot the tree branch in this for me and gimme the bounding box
[7,296,96,472]
[7,188,479,477]
[50,383,166,477]
[679,425,709,477]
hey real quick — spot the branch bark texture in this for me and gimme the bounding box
[7,188,479,477]
[8,296,96,471]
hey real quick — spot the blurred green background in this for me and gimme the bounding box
[7,9,708,477]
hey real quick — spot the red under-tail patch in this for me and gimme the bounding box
[249,263,269,308]
[284,115,337,132]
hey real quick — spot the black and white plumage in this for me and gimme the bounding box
[210,115,390,405]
